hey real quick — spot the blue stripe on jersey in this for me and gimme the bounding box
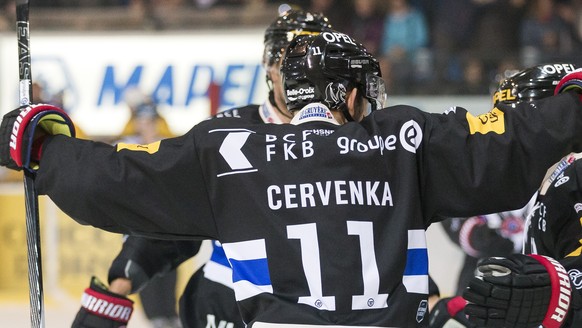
[210,242,231,268]
[404,248,428,275]
[230,258,272,286]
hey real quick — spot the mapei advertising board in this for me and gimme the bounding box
[0,29,267,136]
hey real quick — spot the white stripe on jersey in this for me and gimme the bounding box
[403,229,428,294]
[223,239,274,301]
[203,259,234,289]
[232,279,274,301]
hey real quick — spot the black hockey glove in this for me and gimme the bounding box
[463,253,572,328]
[0,104,75,172]
[429,296,476,328]
[71,276,134,328]
[555,68,582,101]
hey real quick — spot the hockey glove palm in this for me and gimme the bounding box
[463,253,571,328]
[0,104,75,172]
[71,276,134,328]
[555,68,582,101]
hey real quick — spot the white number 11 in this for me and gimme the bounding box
[287,221,388,311]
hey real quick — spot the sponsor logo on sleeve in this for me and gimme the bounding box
[400,120,423,153]
[116,141,161,154]
[466,108,505,135]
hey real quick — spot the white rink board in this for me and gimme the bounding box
[0,29,267,136]
[0,31,492,138]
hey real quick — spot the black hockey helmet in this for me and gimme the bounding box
[493,63,577,105]
[281,30,386,118]
[262,10,332,68]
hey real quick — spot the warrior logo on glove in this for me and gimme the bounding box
[0,104,75,171]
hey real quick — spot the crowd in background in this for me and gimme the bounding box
[0,0,581,94]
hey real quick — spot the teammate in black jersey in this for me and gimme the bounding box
[70,9,334,328]
[2,29,582,327]
[430,62,580,328]
[439,63,576,295]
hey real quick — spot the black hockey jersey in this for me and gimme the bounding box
[524,152,582,326]
[35,92,582,327]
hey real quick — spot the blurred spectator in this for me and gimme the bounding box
[194,0,220,9]
[0,0,14,31]
[429,0,478,90]
[556,0,582,64]
[120,89,174,140]
[519,0,579,67]
[489,57,521,94]
[449,56,489,95]
[191,0,260,8]
[469,0,526,85]
[379,0,429,94]
[305,0,351,32]
[342,0,385,56]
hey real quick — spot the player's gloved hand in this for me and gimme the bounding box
[555,68,582,101]
[0,104,75,172]
[71,276,134,328]
[463,253,572,328]
[429,296,476,328]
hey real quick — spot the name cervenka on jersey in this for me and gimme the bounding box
[262,122,420,210]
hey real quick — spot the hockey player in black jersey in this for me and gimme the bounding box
[2,30,582,327]
[435,62,575,294]
[70,9,334,328]
[460,68,582,328]
[430,62,579,328]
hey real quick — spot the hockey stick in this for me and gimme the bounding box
[16,1,45,327]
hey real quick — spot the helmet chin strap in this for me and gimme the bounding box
[265,72,293,120]
[269,90,293,120]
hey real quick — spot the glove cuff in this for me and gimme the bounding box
[530,254,572,328]
[446,296,468,317]
[80,277,134,323]
[9,104,74,168]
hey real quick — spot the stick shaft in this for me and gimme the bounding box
[16,1,46,327]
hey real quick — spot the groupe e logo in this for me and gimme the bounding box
[337,120,423,155]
